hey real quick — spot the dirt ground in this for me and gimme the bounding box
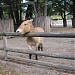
[0,27,75,75]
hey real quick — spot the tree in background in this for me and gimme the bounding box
[49,0,71,27]
[0,0,74,29]
[0,0,23,26]
[33,0,73,27]
[25,0,34,18]
[72,0,75,28]
[44,0,47,17]
[1,0,24,31]
[0,0,3,19]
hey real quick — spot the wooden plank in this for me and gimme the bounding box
[3,36,7,60]
[0,47,75,60]
[0,55,75,71]
[5,47,75,60]
[0,32,75,38]
[7,55,75,71]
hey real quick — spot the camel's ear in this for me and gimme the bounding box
[30,19,33,22]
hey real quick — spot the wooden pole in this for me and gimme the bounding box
[0,32,75,38]
[3,36,8,61]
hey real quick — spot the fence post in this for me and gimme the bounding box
[3,36,8,61]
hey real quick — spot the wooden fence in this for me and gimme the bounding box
[0,19,14,39]
[0,32,75,72]
[33,16,51,32]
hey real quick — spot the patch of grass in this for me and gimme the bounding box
[51,15,62,20]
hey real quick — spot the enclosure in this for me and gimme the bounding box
[0,27,75,75]
[0,0,75,75]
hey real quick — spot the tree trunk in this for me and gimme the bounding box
[14,6,20,32]
[60,10,67,27]
[63,18,67,27]
[0,7,3,19]
[72,0,75,28]
[9,6,15,22]
[34,16,51,32]
[14,5,19,25]
[9,5,18,32]
[19,1,22,21]
[20,8,22,21]
[44,0,47,16]
[25,5,33,19]
[63,11,67,27]
[37,0,41,17]
[9,5,19,31]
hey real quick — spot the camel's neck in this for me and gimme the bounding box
[30,24,35,32]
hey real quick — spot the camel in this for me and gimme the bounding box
[16,19,44,60]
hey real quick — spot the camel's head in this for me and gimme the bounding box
[16,19,33,34]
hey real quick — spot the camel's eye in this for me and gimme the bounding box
[24,24,27,26]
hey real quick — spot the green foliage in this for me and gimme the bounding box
[0,0,73,24]
[48,0,73,16]
[0,0,73,18]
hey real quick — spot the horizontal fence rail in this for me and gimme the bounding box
[0,32,75,72]
[6,56,75,71]
[0,32,75,38]
[0,55,75,71]
[0,47,75,60]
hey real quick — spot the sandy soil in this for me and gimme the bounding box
[0,27,75,75]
